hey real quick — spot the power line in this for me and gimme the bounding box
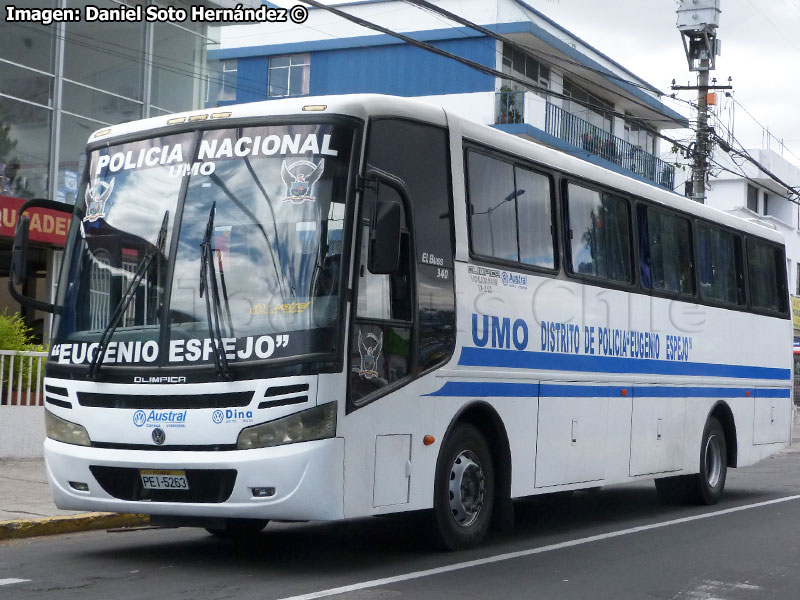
[402,0,665,97]
[298,0,682,127]
[400,0,693,141]
[726,93,800,165]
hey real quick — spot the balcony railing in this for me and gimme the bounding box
[544,103,675,189]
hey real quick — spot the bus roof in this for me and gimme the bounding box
[88,93,784,245]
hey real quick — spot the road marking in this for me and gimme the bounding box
[276,494,800,600]
[0,579,30,586]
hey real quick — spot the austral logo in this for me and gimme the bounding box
[501,271,528,289]
[132,409,187,428]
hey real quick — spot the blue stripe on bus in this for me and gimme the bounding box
[458,347,792,381]
[426,381,791,399]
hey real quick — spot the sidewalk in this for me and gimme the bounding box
[0,458,147,540]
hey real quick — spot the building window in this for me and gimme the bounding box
[501,42,549,92]
[624,118,656,155]
[795,262,800,296]
[268,54,310,97]
[747,184,758,212]
[206,59,237,105]
[762,192,769,216]
[563,79,614,134]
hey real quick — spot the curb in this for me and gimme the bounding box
[0,513,149,541]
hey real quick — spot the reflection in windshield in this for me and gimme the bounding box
[53,123,353,371]
[56,134,190,355]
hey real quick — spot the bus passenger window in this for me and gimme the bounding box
[566,183,631,283]
[638,206,694,295]
[697,224,745,305]
[516,167,555,269]
[748,239,788,313]
[467,152,518,262]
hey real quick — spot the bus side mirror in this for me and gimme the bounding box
[368,198,401,275]
[11,215,30,286]
[8,198,73,314]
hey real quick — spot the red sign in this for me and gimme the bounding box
[0,195,71,247]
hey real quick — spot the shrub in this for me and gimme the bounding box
[0,310,46,392]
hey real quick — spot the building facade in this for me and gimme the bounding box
[209,0,687,190]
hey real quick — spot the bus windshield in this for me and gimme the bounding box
[53,122,354,372]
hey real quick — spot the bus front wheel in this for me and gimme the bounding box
[655,416,727,505]
[433,424,495,550]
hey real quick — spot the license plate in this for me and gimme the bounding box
[140,469,189,490]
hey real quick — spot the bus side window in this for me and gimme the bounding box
[638,205,694,295]
[748,238,788,313]
[697,224,745,305]
[566,183,632,283]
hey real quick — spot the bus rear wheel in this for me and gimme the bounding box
[205,518,269,538]
[655,417,727,505]
[433,424,495,550]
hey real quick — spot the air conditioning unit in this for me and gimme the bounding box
[676,0,721,32]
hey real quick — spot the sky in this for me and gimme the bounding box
[528,0,800,168]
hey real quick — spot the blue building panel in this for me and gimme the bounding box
[309,37,495,97]
[236,56,269,103]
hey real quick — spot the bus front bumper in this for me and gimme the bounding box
[44,437,345,521]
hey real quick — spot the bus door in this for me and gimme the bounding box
[348,177,414,407]
[347,118,456,412]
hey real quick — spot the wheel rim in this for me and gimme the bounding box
[448,450,486,527]
[704,434,722,488]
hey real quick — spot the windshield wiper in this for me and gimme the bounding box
[199,201,232,379]
[87,211,169,380]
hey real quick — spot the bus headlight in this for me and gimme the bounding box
[45,410,91,447]
[237,402,337,450]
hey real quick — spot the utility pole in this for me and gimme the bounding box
[674,0,723,203]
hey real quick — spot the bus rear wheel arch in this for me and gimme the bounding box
[655,416,728,505]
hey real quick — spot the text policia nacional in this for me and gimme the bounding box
[4,3,310,26]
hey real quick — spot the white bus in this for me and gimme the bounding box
[13,95,793,550]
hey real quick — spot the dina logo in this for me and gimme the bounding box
[357,330,382,380]
[133,409,147,427]
[83,178,115,223]
[280,159,324,204]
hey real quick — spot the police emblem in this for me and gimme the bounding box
[357,330,383,380]
[83,178,115,223]
[280,159,324,204]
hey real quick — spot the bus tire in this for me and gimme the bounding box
[655,417,727,505]
[433,424,495,551]
[695,417,727,504]
[205,518,269,538]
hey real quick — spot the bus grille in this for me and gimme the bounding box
[89,466,237,503]
[77,391,254,409]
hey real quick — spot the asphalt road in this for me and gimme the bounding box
[3,448,800,600]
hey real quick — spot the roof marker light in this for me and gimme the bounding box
[94,129,112,138]
[211,112,232,119]
[188,114,209,122]
[167,117,186,125]
[302,105,327,112]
